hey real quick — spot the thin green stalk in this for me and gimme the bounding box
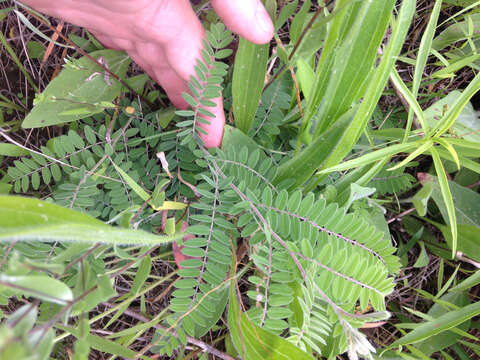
[403,0,442,143]
[431,147,457,258]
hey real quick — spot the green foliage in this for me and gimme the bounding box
[5,104,195,220]
[368,167,416,195]
[0,195,181,245]
[22,50,131,128]
[228,276,314,360]
[175,23,233,146]
[276,0,416,189]
[390,300,480,348]
[0,305,54,360]
[249,73,292,146]
[2,1,480,359]
[232,32,269,134]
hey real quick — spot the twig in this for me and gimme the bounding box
[456,251,480,268]
[387,207,416,224]
[264,4,324,92]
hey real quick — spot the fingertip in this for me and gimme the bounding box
[198,97,225,148]
[252,5,275,44]
[212,0,274,45]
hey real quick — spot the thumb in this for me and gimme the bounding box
[211,0,274,44]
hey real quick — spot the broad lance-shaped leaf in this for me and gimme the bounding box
[435,224,480,263]
[431,148,457,257]
[432,12,480,52]
[22,49,130,128]
[424,91,480,143]
[308,0,395,135]
[232,38,269,134]
[276,0,414,189]
[231,0,275,134]
[228,279,314,360]
[0,196,182,245]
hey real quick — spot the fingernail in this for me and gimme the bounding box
[255,5,274,35]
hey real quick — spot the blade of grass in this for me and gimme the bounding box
[275,0,416,188]
[388,139,433,171]
[435,147,480,175]
[110,160,186,211]
[390,301,480,347]
[14,10,74,49]
[443,138,480,151]
[436,138,460,171]
[438,1,480,28]
[317,141,420,175]
[403,0,442,142]
[430,147,457,258]
[390,69,429,135]
[431,54,480,79]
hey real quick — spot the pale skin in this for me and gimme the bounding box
[21,0,273,265]
[21,0,274,147]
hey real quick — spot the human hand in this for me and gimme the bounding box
[21,0,274,147]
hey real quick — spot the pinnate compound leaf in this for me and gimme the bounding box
[22,50,130,128]
[0,196,182,246]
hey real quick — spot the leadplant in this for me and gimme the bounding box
[159,19,400,356]
[175,23,233,146]
[2,1,480,359]
[1,11,401,360]
[368,166,416,196]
